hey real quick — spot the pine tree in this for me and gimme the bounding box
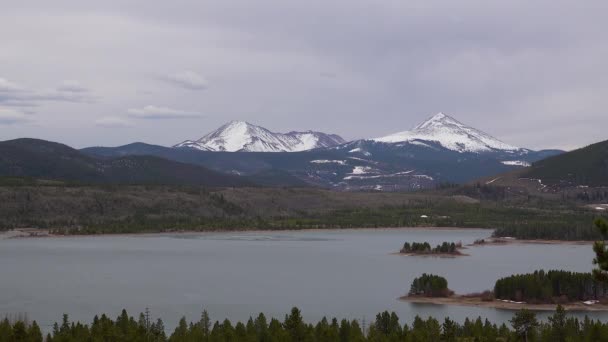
[442,317,458,342]
[593,218,608,282]
[284,307,306,342]
[510,309,538,342]
[200,309,211,340]
[27,321,43,342]
[548,305,567,342]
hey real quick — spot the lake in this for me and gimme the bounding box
[1,228,606,331]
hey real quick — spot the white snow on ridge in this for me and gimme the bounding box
[289,132,321,151]
[351,166,373,174]
[174,121,345,152]
[407,140,434,148]
[343,167,421,181]
[347,157,378,164]
[373,112,520,153]
[486,177,501,185]
[310,160,346,165]
[501,160,531,167]
[348,148,372,156]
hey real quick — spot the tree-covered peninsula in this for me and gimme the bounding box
[400,241,463,256]
[494,270,608,304]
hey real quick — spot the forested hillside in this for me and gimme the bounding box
[0,184,599,235]
[0,139,250,187]
[523,139,608,186]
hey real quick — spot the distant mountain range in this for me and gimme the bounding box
[81,113,563,190]
[0,138,250,187]
[174,120,345,152]
[0,113,576,190]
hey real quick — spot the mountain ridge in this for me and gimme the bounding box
[0,138,251,187]
[82,113,564,191]
[373,112,521,153]
[174,120,346,152]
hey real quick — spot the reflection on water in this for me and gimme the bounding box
[1,228,606,331]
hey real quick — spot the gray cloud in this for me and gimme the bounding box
[0,107,31,125]
[127,105,199,119]
[0,77,95,107]
[57,80,89,93]
[95,116,132,127]
[161,71,208,90]
[0,1,607,150]
[0,78,23,92]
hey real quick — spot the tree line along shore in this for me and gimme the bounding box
[404,270,608,311]
[403,219,608,312]
[2,305,607,342]
[0,183,603,239]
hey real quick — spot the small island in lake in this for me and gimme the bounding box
[401,270,608,311]
[408,273,453,297]
[399,241,466,257]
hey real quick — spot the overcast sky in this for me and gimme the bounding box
[1,1,606,150]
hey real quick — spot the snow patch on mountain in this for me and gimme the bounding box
[373,112,519,153]
[347,157,378,164]
[174,121,345,152]
[351,166,373,174]
[348,148,371,156]
[501,160,531,167]
[310,160,346,165]
[343,169,425,181]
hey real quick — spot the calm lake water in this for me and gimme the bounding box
[1,228,606,330]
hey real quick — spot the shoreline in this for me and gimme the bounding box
[0,228,598,246]
[393,249,468,258]
[471,237,595,246]
[400,295,608,312]
[0,226,492,240]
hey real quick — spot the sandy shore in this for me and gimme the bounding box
[471,237,594,246]
[0,227,597,246]
[0,227,490,239]
[0,228,50,239]
[400,295,608,311]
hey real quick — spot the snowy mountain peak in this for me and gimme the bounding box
[373,112,520,153]
[415,112,458,129]
[174,121,345,152]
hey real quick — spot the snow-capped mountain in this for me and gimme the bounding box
[86,113,563,191]
[174,121,345,152]
[373,112,520,153]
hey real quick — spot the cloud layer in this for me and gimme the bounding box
[0,1,607,149]
[162,71,208,90]
[127,105,199,119]
[0,108,31,125]
[95,116,132,127]
[0,77,95,107]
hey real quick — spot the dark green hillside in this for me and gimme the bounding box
[523,139,608,186]
[0,138,250,187]
[0,138,101,180]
